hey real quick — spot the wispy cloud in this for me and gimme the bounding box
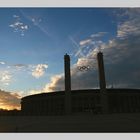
[90,32,108,38]
[0,71,12,86]
[79,32,107,46]
[13,64,27,71]
[19,10,50,36]
[31,64,48,78]
[0,61,49,81]
[13,63,49,78]
[0,61,6,65]
[31,17,42,25]
[70,32,107,58]
[31,17,49,36]
[9,15,29,36]
[78,38,104,58]
[13,15,20,18]
[69,36,85,57]
[79,39,92,46]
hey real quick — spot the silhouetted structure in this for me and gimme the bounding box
[97,52,108,113]
[64,53,71,114]
[21,53,140,116]
[21,89,140,115]
[0,109,20,116]
[97,52,106,92]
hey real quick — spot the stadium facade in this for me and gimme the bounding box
[21,52,140,115]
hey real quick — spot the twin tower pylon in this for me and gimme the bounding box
[64,52,109,115]
[97,52,109,114]
[64,54,72,115]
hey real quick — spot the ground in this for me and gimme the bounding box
[0,113,140,132]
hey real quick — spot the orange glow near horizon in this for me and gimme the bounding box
[0,105,21,110]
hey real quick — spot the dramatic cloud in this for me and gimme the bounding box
[33,8,140,93]
[9,15,29,36]
[43,74,64,92]
[27,74,64,95]
[117,9,140,39]
[31,64,48,78]
[0,89,21,110]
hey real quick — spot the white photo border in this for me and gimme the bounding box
[0,0,140,140]
[0,0,139,7]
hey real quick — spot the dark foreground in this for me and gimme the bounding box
[1,113,140,132]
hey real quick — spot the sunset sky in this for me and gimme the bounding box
[0,8,140,110]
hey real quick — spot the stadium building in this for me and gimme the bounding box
[21,52,140,115]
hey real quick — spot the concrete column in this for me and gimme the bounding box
[64,54,71,115]
[97,52,109,114]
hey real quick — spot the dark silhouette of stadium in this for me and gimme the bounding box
[21,52,140,116]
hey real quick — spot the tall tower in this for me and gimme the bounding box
[97,52,108,114]
[64,53,71,115]
[97,52,106,91]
